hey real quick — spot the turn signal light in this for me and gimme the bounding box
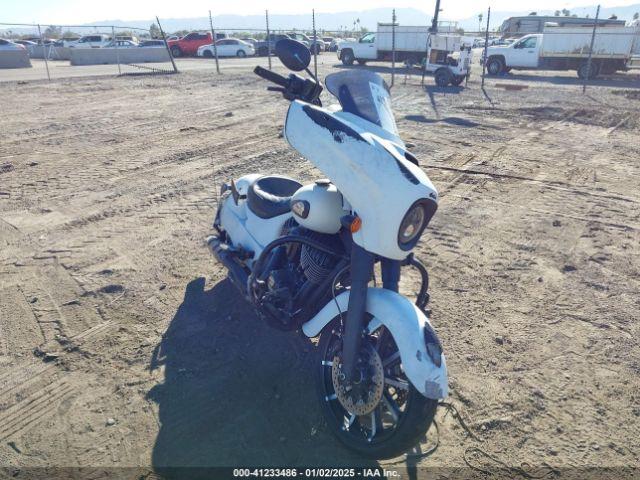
[350,216,362,233]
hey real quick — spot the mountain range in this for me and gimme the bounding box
[86,4,640,33]
[2,4,639,36]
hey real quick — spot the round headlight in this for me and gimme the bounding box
[399,204,425,245]
[397,198,438,251]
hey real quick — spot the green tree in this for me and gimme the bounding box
[561,8,570,16]
[554,10,561,16]
[149,23,160,38]
[44,25,61,38]
[62,30,79,39]
[633,12,639,20]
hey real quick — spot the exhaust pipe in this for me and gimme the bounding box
[206,235,249,295]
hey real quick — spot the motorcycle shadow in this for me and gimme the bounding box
[148,277,379,477]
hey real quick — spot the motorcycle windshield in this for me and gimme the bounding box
[325,70,398,136]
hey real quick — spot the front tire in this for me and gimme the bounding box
[341,50,355,65]
[315,321,438,459]
[486,57,503,76]
[203,49,213,58]
[170,46,182,58]
[237,49,246,58]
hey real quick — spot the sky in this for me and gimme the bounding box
[3,0,640,24]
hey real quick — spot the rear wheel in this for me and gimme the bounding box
[315,320,438,459]
[434,68,452,87]
[577,61,599,79]
[451,74,465,86]
[341,50,355,65]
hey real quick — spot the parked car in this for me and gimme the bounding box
[104,40,139,48]
[241,37,258,47]
[168,31,227,57]
[197,38,255,58]
[254,33,292,56]
[166,35,180,42]
[328,38,343,52]
[115,35,138,43]
[287,32,324,54]
[53,38,80,47]
[69,34,111,48]
[138,40,166,47]
[14,40,37,47]
[0,39,26,51]
[322,36,334,49]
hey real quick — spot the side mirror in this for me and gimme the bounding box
[275,39,311,71]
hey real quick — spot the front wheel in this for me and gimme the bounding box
[341,50,355,65]
[315,321,438,459]
[170,46,182,58]
[237,49,247,58]
[203,49,213,58]
[486,57,503,76]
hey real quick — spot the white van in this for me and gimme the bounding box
[70,34,111,48]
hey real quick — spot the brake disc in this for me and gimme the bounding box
[331,344,384,416]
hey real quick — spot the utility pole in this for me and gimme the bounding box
[430,0,441,32]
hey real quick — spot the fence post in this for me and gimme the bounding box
[112,26,122,75]
[208,10,220,74]
[156,17,179,73]
[266,10,272,70]
[583,4,600,94]
[37,24,51,82]
[481,7,491,88]
[312,9,318,79]
[391,9,396,87]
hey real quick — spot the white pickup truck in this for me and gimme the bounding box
[337,24,473,86]
[485,26,639,79]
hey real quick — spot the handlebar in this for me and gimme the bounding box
[253,66,289,88]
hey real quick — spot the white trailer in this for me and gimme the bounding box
[485,26,639,78]
[337,24,473,86]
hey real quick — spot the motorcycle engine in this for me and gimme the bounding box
[254,222,343,331]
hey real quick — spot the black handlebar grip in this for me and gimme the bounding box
[253,66,289,88]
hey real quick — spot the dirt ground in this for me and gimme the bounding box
[1,61,639,479]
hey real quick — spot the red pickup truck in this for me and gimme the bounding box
[168,32,226,57]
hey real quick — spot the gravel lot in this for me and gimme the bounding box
[1,60,639,478]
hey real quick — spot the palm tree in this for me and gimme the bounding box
[478,13,483,34]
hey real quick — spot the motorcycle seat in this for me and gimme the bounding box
[247,175,302,219]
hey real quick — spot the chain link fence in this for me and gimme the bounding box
[1,6,639,94]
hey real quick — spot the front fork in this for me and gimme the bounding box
[341,244,401,381]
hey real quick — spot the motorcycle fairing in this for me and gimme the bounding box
[301,287,448,399]
[284,100,438,261]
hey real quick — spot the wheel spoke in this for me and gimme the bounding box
[382,392,400,423]
[342,413,356,431]
[368,410,377,442]
[385,377,409,390]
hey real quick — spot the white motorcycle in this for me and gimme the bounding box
[208,40,447,459]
